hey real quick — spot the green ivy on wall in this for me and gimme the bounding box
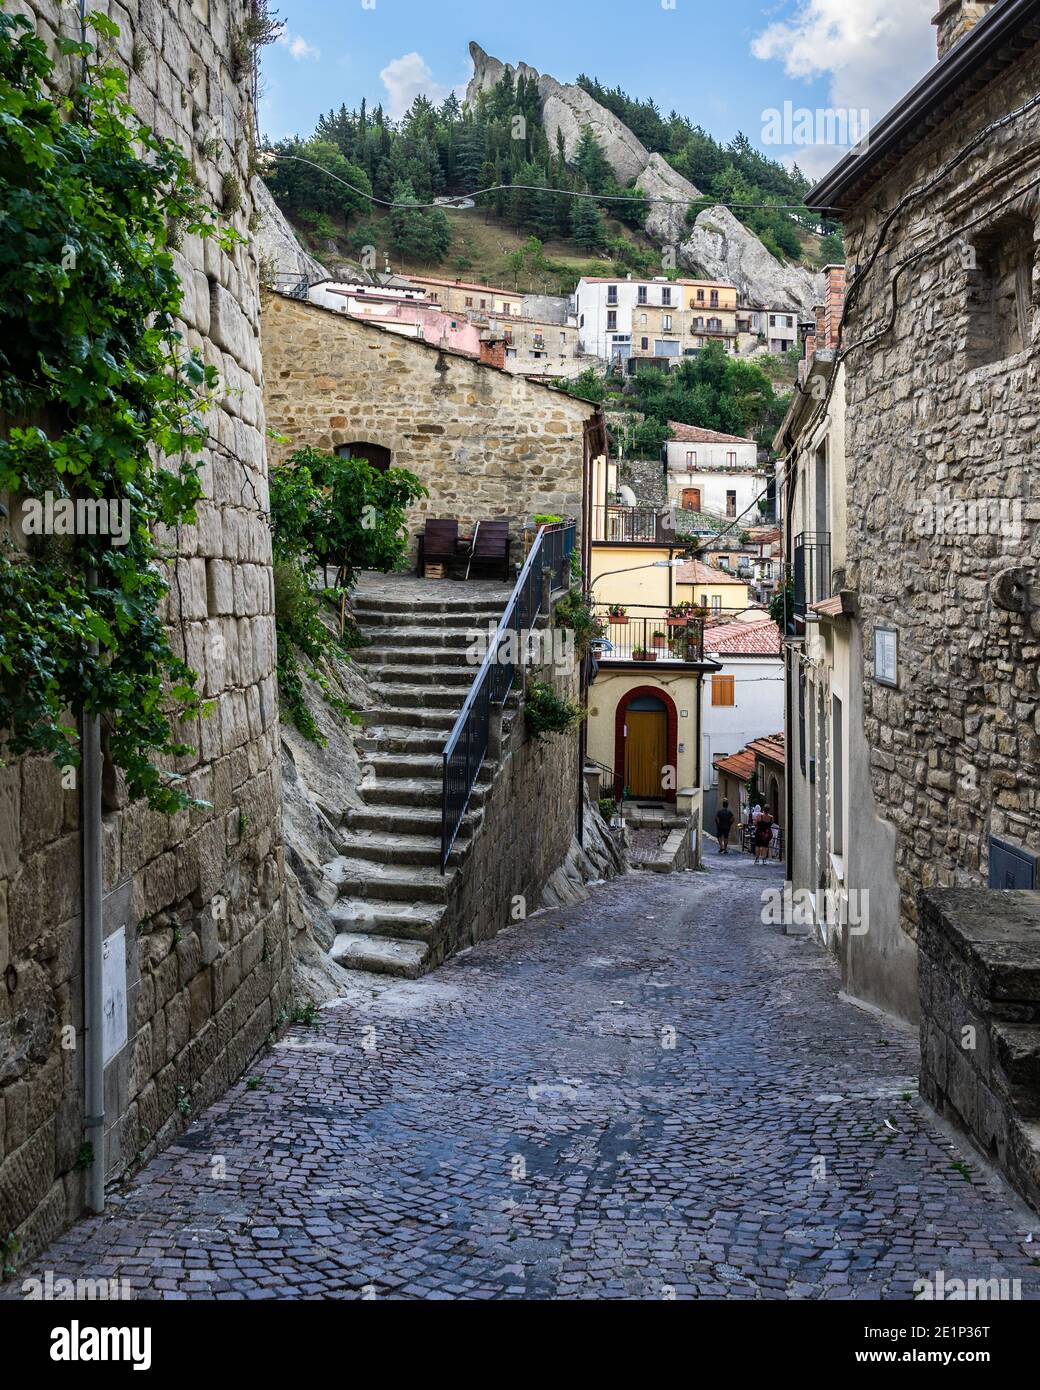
[0,8,240,811]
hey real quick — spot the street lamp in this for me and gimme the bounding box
[588,556,688,590]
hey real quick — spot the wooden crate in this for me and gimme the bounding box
[424,562,446,579]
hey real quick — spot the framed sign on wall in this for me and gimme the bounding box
[874,626,898,687]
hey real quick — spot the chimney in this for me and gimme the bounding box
[823,263,847,350]
[479,329,506,370]
[932,1,997,59]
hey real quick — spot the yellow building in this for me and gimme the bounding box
[627,279,741,368]
[675,558,751,619]
[585,454,718,835]
[400,274,523,322]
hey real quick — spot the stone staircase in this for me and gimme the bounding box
[327,582,513,978]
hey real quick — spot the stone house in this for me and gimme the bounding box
[808,0,1040,1201]
[663,424,765,523]
[1,0,287,1260]
[261,291,598,559]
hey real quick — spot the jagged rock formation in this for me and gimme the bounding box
[466,44,824,315]
[252,177,328,293]
[636,155,824,314]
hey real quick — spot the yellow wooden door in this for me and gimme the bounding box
[625,710,667,798]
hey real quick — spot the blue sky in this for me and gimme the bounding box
[260,0,938,180]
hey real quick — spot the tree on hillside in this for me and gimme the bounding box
[574,125,613,194]
[387,180,452,263]
[262,139,372,225]
[628,343,787,451]
[571,196,608,252]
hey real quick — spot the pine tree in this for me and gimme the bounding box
[574,126,612,194]
[570,196,607,252]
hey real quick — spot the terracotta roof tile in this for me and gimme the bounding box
[667,421,756,446]
[703,619,782,656]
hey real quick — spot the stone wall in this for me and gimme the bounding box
[0,0,287,1261]
[918,889,1040,1212]
[839,40,1040,962]
[440,661,582,959]
[261,292,594,551]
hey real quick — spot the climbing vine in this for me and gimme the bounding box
[0,9,240,810]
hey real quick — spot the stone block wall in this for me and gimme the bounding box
[440,660,581,961]
[839,39,1040,955]
[0,0,287,1260]
[261,293,594,553]
[918,888,1040,1212]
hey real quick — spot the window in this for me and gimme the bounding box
[480,298,487,309]
[663,314,673,331]
[640,313,647,325]
[607,310,617,331]
[607,285,618,305]
[708,317,721,331]
[662,287,672,306]
[696,289,705,302]
[710,595,722,616]
[579,313,584,328]
[712,674,735,706]
[685,449,696,465]
[710,290,719,307]
[966,215,1034,365]
[640,337,649,350]
[465,296,473,306]
[637,286,648,304]
[769,315,777,327]
[726,451,736,466]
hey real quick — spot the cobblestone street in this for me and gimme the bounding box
[8,853,1040,1300]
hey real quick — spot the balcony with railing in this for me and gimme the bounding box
[786,530,831,637]
[596,608,705,664]
[592,504,674,546]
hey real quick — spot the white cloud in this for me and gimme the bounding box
[278,32,321,62]
[751,0,937,178]
[379,51,451,119]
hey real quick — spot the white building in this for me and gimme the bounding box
[664,423,765,522]
[739,306,799,354]
[699,619,784,826]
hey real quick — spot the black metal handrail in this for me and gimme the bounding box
[592,505,673,544]
[441,521,575,870]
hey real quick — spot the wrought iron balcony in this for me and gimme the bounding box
[596,610,705,664]
[592,505,673,545]
[789,530,832,636]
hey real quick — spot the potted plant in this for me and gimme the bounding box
[607,603,628,625]
[666,601,694,626]
[651,631,667,649]
[632,647,654,661]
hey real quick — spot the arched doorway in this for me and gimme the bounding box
[336,442,392,473]
[768,775,781,825]
[614,686,679,803]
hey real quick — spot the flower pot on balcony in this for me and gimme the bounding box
[666,617,687,627]
[651,633,666,649]
[610,615,629,626]
[632,649,654,662]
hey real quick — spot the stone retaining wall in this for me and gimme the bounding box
[919,888,1040,1212]
[0,0,288,1262]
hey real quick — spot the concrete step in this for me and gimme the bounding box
[328,856,452,903]
[356,646,483,668]
[346,804,470,837]
[339,831,456,870]
[329,932,432,978]
[352,597,506,619]
[329,898,444,941]
[357,727,448,756]
[359,753,450,780]
[357,628,484,650]
[359,707,460,731]
[363,778,490,810]
[366,664,478,687]
[369,685,468,710]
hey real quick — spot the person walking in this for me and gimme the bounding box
[714,799,734,854]
[754,805,775,862]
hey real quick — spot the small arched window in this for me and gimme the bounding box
[337,442,392,473]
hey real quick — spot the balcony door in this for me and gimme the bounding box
[682,487,702,511]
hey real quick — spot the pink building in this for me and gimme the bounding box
[308,282,481,357]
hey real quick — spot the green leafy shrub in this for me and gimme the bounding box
[270,447,426,740]
[524,681,584,742]
[0,11,240,811]
[553,587,605,656]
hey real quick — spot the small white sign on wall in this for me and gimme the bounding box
[101,927,128,1065]
[874,627,898,687]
